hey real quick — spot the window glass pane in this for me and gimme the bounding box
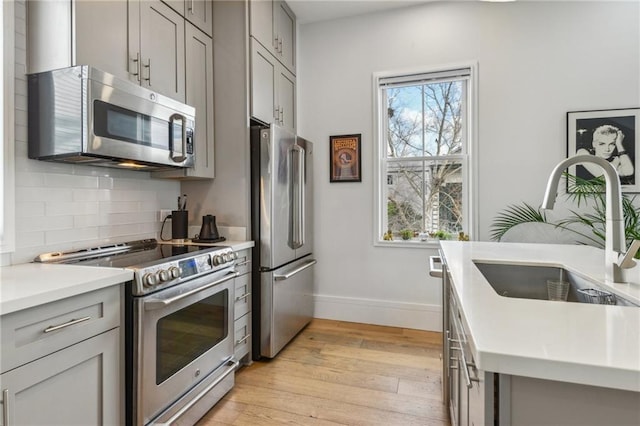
[385,159,464,240]
[385,81,464,158]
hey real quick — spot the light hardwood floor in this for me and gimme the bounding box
[197,319,448,425]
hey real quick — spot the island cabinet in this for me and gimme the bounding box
[249,0,295,75]
[0,285,123,425]
[233,248,253,365]
[250,39,296,132]
[441,254,640,426]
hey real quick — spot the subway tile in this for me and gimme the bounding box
[15,231,45,249]
[46,227,99,245]
[46,201,99,216]
[74,214,100,228]
[45,173,99,189]
[16,202,45,218]
[15,172,45,187]
[98,212,154,226]
[16,187,73,203]
[99,201,140,214]
[16,215,73,233]
[73,189,100,202]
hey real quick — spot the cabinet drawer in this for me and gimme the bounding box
[1,286,122,373]
[234,313,251,360]
[235,249,252,276]
[234,273,251,320]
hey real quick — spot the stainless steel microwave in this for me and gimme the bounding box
[28,65,195,171]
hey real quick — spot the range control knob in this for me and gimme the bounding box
[213,255,223,266]
[169,266,181,279]
[158,269,170,282]
[143,272,158,287]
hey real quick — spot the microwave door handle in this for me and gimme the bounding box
[169,113,187,162]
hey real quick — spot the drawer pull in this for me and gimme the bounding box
[235,334,251,345]
[235,292,251,302]
[236,260,251,267]
[43,316,91,333]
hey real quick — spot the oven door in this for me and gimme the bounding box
[133,269,237,425]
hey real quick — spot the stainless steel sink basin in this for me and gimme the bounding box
[473,261,638,306]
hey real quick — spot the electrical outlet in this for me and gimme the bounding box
[159,209,172,222]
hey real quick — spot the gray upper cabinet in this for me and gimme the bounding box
[131,0,186,102]
[249,0,296,75]
[153,23,215,180]
[27,0,129,79]
[250,40,296,132]
[162,0,213,37]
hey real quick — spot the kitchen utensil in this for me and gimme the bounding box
[171,210,188,242]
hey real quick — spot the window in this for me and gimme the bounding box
[374,65,476,244]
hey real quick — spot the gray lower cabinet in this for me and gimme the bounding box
[0,329,121,425]
[0,285,123,425]
[234,249,252,365]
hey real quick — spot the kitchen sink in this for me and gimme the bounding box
[473,261,638,306]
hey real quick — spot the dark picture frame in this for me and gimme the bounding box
[330,134,362,182]
[567,108,640,193]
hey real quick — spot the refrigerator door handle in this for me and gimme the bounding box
[289,144,305,249]
[274,259,317,281]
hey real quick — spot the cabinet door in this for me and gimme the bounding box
[74,0,130,80]
[0,329,121,425]
[275,0,295,74]
[186,24,215,178]
[249,0,274,51]
[277,65,296,131]
[251,41,277,125]
[139,0,186,102]
[186,0,213,36]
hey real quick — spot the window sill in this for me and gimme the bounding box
[374,239,450,249]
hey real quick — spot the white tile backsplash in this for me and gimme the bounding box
[9,0,181,265]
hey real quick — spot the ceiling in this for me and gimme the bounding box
[286,0,434,24]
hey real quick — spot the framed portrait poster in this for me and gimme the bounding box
[330,134,361,182]
[567,108,640,192]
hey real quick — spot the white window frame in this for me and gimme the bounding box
[372,62,478,247]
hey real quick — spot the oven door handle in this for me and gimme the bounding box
[144,271,239,310]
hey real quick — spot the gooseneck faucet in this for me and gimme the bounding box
[541,154,639,283]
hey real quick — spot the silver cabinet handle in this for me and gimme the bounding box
[279,106,284,125]
[131,52,141,82]
[235,334,251,345]
[274,259,316,281]
[235,292,251,302]
[144,58,151,85]
[145,271,239,310]
[236,260,251,268]
[44,316,91,333]
[188,0,194,14]
[279,37,283,54]
[2,389,9,426]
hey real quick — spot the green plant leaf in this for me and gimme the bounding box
[490,203,547,241]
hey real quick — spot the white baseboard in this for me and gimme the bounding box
[313,294,442,332]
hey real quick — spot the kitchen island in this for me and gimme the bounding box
[439,241,640,425]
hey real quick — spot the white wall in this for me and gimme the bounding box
[7,0,180,266]
[297,1,640,330]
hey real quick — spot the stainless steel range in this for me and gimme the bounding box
[35,239,239,426]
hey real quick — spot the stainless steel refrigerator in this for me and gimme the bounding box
[250,124,316,359]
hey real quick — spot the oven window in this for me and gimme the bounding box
[156,289,228,384]
[93,100,169,150]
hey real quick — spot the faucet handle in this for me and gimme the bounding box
[618,239,640,269]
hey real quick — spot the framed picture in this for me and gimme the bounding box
[330,134,361,182]
[567,108,640,192]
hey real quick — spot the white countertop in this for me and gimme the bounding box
[0,240,254,316]
[439,241,640,392]
[0,263,132,315]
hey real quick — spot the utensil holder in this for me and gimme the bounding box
[171,210,188,241]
